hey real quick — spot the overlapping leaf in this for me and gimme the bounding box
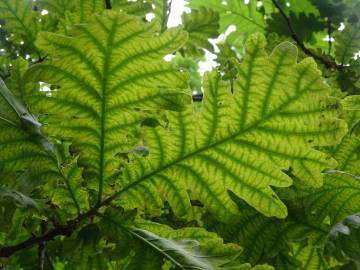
[0,0,54,56]
[325,213,360,263]
[187,0,266,48]
[262,0,319,17]
[36,0,76,18]
[129,226,241,270]
[203,194,330,268]
[0,0,38,43]
[0,78,89,221]
[0,78,54,174]
[331,134,360,175]
[294,166,360,225]
[150,0,172,31]
[335,4,360,73]
[54,0,151,36]
[181,7,220,57]
[112,0,152,17]
[287,243,328,270]
[118,33,347,221]
[100,216,271,270]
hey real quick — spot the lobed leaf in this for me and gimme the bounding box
[296,172,360,224]
[26,11,190,203]
[119,33,347,221]
[335,4,360,69]
[188,0,266,48]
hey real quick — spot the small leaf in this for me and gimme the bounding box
[182,7,220,56]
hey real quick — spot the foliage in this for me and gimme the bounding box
[0,0,359,269]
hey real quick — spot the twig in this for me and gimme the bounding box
[0,189,206,258]
[327,18,332,55]
[45,251,55,270]
[0,205,99,258]
[105,0,111,9]
[38,242,45,268]
[38,222,47,270]
[271,0,341,69]
[162,0,173,32]
[0,223,74,258]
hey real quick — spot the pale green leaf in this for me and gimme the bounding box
[118,33,347,221]
[290,243,329,270]
[49,157,89,216]
[298,172,360,224]
[0,0,38,43]
[331,134,360,175]
[342,95,360,111]
[129,226,241,270]
[181,7,220,56]
[335,5,360,66]
[262,0,319,17]
[26,11,190,203]
[187,0,266,47]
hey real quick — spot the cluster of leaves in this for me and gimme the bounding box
[0,0,359,269]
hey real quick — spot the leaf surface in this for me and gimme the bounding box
[119,33,347,220]
[26,11,190,203]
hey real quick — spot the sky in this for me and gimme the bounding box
[167,0,190,27]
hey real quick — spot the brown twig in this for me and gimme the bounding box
[46,251,55,270]
[0,204,100,258]
[105,0,112,9]
[327,18,332,55]
[271,0,341,69]
[38,222,47,270]
[0,189,206,258]
[161,0,173,32]
[0,222,75,258]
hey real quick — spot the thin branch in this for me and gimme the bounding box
[2,189,200,257]
[327,18,332,55]
[38,244,45,269]
[31,55,48,65]
[271,0,341,69]
[105,0,112,9]
[45,251,55,270]
[38,222,46,270]
[0,206,99,258]
[161,0,173,32]
[0,223,74,258]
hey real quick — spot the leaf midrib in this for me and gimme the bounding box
[97,16,119,203]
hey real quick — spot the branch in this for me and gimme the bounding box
[0,206,99,258]
[161,0,173,32]
[38,222,47,270]
[327,18,332,55]
[0,188,206,258]
[0,222,74,257]
[271,0,341,69]
[46,251,55,270]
